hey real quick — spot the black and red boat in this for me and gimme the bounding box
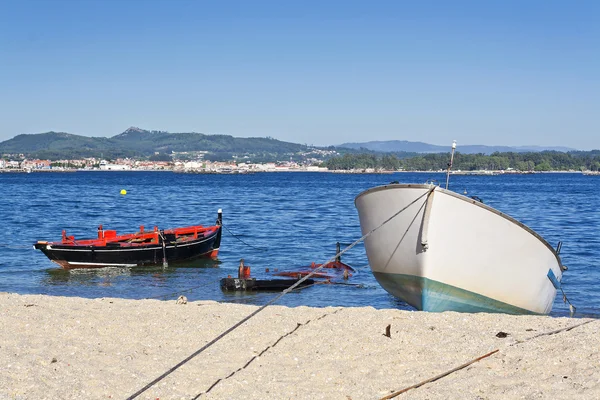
[34,210,223,269]
[220,243,357,292]
[271,242,356,280]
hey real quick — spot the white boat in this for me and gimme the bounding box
[355,183,566,314]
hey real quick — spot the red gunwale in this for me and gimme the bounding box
[51,224,219,248]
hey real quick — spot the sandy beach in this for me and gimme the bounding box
[0,293,598,399]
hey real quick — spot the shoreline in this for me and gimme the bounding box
[0,168,592,175]
[1,293,598,399]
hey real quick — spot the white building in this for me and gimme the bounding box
[99,160,131,171]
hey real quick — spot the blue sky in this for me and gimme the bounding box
[0,0,598,149]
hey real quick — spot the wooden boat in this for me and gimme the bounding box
[272,261,356,280]
[220,277,316,292]
[355,183,566,315]
[271,243,357,280]
[34,210,223,269]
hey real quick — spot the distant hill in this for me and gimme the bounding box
[338,140,577,154]
[0,132,112,153]
[0,127,315,161]
[1,128,580,161]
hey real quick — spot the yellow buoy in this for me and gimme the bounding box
[120,189,127,195]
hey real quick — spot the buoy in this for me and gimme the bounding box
[120,189,127,195]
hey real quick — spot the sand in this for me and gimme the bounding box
[0,293,598,400]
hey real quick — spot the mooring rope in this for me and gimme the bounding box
[380,349,500,399]
[158,230,168,268]
[194,307,343,398]
[380,319,597,399]
[560,286,577,316]
[126,187,435,400]
[219,295,273,305]
[222,224,268,252]
[512,319,595,345]
[381,194,429,271]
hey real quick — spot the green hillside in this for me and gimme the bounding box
[111,128,307,154]
[0,127,315,161]
[0,132,111,152]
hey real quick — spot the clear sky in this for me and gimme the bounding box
[0,0,598,149]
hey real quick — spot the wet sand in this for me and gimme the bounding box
[1,293,598,399]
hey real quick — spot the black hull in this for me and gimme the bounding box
[35,226,222,269]
[220,277,315,292]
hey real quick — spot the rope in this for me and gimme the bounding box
[380,349,500,399]
[222,224,268,252]
[285,281,323,292]
[322,281,366,287]
[194,308,343,398]
[380,319,597,399]
[560,286,576,316]
[512,319,595,345]
[220,295,273,305]
[126,187,435,400]
[381,195,429,271]
[158,231,168,268]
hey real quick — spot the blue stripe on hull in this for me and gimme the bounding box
[547,268,561,289]
[373,271,541,315]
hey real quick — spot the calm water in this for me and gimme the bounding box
[0,171,598,317]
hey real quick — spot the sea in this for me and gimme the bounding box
[0,171,598,318]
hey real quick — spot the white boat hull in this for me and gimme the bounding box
[355,184,564,314]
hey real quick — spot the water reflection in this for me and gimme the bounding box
[43,258,221,286]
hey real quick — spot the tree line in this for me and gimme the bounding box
[324,151,600,172]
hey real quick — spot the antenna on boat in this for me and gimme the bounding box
[445,140,457,190]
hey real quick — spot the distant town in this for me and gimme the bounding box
[0,156,336,173]
[2,156,600,175]
[2,129,600,175]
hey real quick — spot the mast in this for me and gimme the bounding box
[445,140,457,190]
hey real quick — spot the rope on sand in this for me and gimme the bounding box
[126,187,435,400]
[194,308,344,398]
[512,319,595,345]
[380,349,500,399]
[380,319,597,399]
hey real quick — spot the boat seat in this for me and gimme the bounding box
[164,233,177,242]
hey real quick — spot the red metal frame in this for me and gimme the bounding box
[54,224,219,248]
